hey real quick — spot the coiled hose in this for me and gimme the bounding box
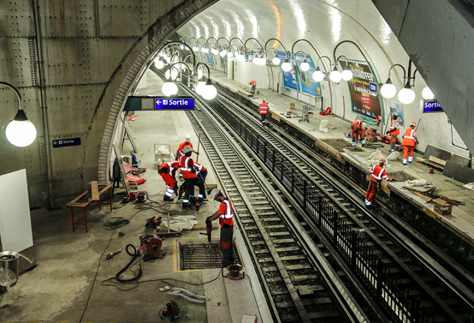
[115,244,142,283]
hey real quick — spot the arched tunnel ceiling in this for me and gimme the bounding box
[176,0,473,155]
[178,0,407,84]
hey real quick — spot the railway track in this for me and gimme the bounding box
[180,89,368,322]
[198,92,474,323]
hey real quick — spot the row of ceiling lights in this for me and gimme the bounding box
[183,37,435,105]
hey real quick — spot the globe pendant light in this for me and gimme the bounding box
[202,79,217,100]
[197,69,203,80]
[195,81,206,95]
[6,110,37,147]
[312,67,325,82]
[201,47,208,53]
[170,68,179,81]
[272,57,280,65]
[220,50,227,57]
[154,58,164,69]
[380,78,397,99]
[422,86,435,100]
[162,82,178,96]
[281,59,292,72]
[300,60,310,72]
[227,52,233,58]
[329,66,342,83]
[398,82,416,104]
[341,67,353,81]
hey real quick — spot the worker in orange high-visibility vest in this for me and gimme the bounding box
[158,160,179,201]
[180,146,206,207]
[401,122,418,165]
[366,158,392,206]
[206,191,234,267]
[386,113,400,152]
[249,80,257,94]
[176,135,199,179]
[259,99,269,124]
[351,120,366,147]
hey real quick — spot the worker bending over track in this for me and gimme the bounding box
[177,135,199,179]
[207,191,234,267]
[249,80,257,94]
[402,122,418,165]
[366,158,391,206]
[351,120,366,147]
[158,160,179,201]
[386,113,400,152]
[180,146,206,207]
[259,99,269,124]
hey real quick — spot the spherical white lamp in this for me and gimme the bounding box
[272,57,280,65]
[195,81,206,95]
[281,59,292,72]
[381,79,397,99]
[154,58,164,69]
[227,52,233,58]
[193,46,199,52]
[398,83,416,104]
[201,47,208,53]
[197,69,203,80]
[329,67,342,83]
[312,69,325,82]
[211,48,218,55]
[422,86,435,100]
[300,60,310,72]
[170,68,179,80]
[341,68,353,81]
[165,69,171,80]
[162,82,178,96]
[202,80,217,100]
[6,110,37,147]
[220,50,227,57]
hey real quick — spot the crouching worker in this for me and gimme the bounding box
[180,146,206,207]
[365,158,391,206]
[351,120,366,147]
[206,191,234,267]
[158,160,179,201]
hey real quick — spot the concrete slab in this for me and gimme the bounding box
[208,68,474,244]
[224,268,260,323]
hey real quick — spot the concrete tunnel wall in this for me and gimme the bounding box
[0,0,219,208]
[177,0,472,163]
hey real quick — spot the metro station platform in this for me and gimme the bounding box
[0,70,267,323]
[207,68,474,244]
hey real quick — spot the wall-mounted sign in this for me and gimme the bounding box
[155,98,194,110]
[53,138,81,148]
[294,53,322,97]
[275,51,298,91]
[421,99,443,113]
[340,59,382,120]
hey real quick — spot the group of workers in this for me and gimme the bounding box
[158,135,207,207]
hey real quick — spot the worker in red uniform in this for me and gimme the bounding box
[249,80,257,94]
[259,99,269,124]
[206,191,234,267]
[366,158,392,206]
[158,160,179,201]
[351,120,366,147]
[177,135,198,179]
[193,161,208,185]
[180,146,206,207]
[401,121,418,165]
[386,113,400,152]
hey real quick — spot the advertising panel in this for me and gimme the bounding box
[294,53,322,97]
[340,59,382,120]
[276,51,298,91]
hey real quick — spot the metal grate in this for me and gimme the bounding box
[178,241,240,270]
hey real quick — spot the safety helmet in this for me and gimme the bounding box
[379,157,387,165]
[263,99,266,102]
[185,135,191,142]
[392,113,398,117]
[214,190,224,200]
[410,122,416,127]
[362,122,367,129]
[182,146,193,154]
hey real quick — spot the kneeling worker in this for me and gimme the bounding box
[259,99,269,124]
[206,191,234,267]
[365,158,392,206]
[351,120,366,147]
[158,160,180,201]
[402,122,418,165]
[249,80,257,94]
[180,146,206,207]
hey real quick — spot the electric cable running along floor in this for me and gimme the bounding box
[203,93,474,323]
[176,89,368,322]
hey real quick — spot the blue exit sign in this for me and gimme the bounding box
[422,100,443,113]
[53,138,81,148]
[155,98,194,110]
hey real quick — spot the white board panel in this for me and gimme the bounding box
[0,169,34,252]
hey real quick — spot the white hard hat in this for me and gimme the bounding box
[182,146,193,154]
[362,122,367,128]
[185,135,191,142]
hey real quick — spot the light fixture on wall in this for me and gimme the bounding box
[329,66,342,83]
[281,59,292,72]
[162,81,178,96]
[335,55,353,81]
[380,60,427,104]
[197,63,217,99]
[264,38,289,67]
[313,56,333,82]
[1,82,37,147]
[333,40,375,84]
[244,37,266,66]
[154,57,164,69]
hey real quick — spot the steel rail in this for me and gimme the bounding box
[212,93,473,323]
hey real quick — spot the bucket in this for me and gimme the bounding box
[0,251,20,287]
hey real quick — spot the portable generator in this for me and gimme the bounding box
[139,235,166,262]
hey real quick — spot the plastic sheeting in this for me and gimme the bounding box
[162,215,199,232]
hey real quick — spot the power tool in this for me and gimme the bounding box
[139,235,166,262]
[200,217,213,247]
[159,300,180,321]
[106,249,122,260]
[136,191,148,203]
[145,216,162,229]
